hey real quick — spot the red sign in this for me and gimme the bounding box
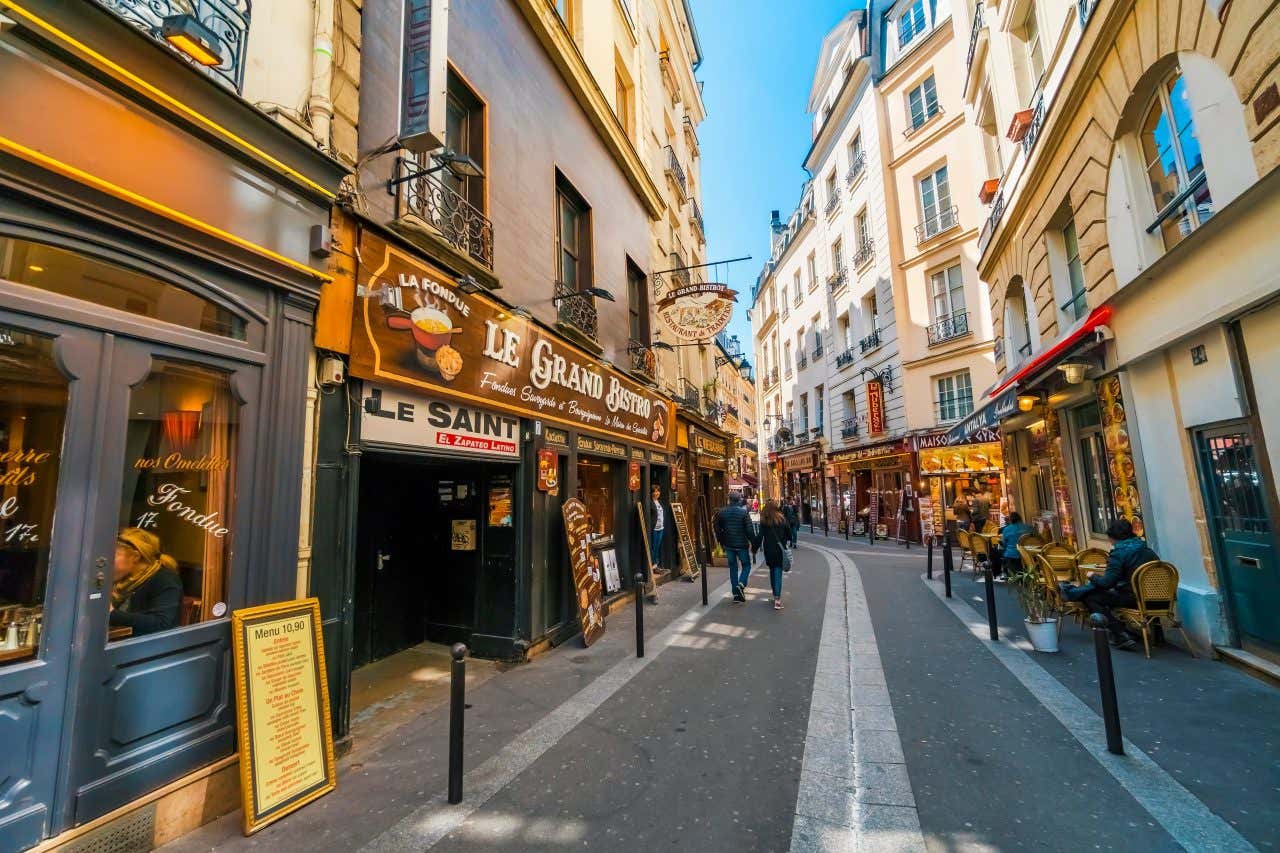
[866,381,885,435]
[628,461,642,492]
[536,448,559,492]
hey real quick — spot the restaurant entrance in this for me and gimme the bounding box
[353,455,517,666]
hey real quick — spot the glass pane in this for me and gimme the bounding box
[560,251,577,289]
[934,166,951,208]
[1167,75,1204,181]
[0,238,245,340]
[920,175,937,219]
[1142,96,1180,214]
[924,76,938,116]
[909,87,925,127]
[1079,432,1114,536]
[577,457,615,539]
[0,329,68,666]
[114,359,238,638]
[558,195,578,254]
[948,265,966,312]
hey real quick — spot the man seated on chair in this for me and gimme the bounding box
[1063,518,1154,651]
[996,511,1035,580]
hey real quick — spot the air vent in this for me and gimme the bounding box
[62,805,155,853]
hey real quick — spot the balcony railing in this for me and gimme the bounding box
[825,192,840,217]
[797,352,808,370]
[793,288,803,307]
[629,339,656,379]
[396,158,495,269]
[726,403,740,419]
[915,205,959,244]
[812,343,824,359]
[841,418,859,440]
[704,397,725,423]
[965,0,986,72]
[659,50,681,104]
[927,310,970,346]
[1078,0,1098,27]
[827,267,848,292]
[781,303,791,321]
[1021,93,1046,157]
[99,0,251,92]
[688,198,705,241]
[554,280,599,340]
[764,367,779,388]
[859,329,882,354]
[846,150,866,184]
[664,146,687,199]
[935,397,975,424]
[836,347,856,369]
[784,367,794,380]
[675,378,700,411]
[853,241,874,268]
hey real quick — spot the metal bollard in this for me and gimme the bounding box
[448,643,467,804]
[844,519,850,541]
[927,537,934,580]
[868,521,875,547]
[942,537,953,598]
[983,562,998,641]
[1090,614,1124,755]
[634,572,645,658]
[823,516,829,537]
[700,558,708,607]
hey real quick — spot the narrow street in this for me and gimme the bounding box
[163,537,1278,853]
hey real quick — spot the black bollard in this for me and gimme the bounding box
[1090,614,1124,755]
[868,521,875,547]
[824,516,829,538]
[983,562,998,641]
[634,572,645,658]
[844,518,849,541]
[700,557,708,607]
[942,537,953,598]
[447,643,466,804]
[927,537,934,580]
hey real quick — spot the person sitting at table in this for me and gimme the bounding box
[1063,518,1154,651]
[996,511,1035,580]
[952,493,972,531]
[110,527,183,636]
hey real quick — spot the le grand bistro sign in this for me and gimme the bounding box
[350,232,674,449]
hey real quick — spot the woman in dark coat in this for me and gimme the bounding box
[111,527,183,636]
[751,500,792,611]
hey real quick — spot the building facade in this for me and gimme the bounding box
[954,0,1280,657]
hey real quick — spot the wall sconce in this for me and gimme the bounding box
[1017,393,1042,413]
[161,15,224,67]
[1058,358,1092,385]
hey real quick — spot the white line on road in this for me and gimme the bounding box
[921,572,1258,853]
[361,573,744,852]
[790,545,925,853]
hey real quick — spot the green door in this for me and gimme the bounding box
[1196,424,1280,647]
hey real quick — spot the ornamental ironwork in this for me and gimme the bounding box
[927,310,970,346]
[836,347,856,369]
[915,205,959,243]
[395,158,495,269]
[859,329,882,354]
[554,280,599,340]
[97,0,251,91]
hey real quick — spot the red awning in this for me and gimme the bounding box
[989,305,1112,397]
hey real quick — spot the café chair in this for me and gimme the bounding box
[1041,543,1077,583]
[1017,532,1046,549]
[968,532,991,578]
[1111,562,1195,659]
[981,519,999,535]
[1073,548,1109,585]
[1035,553,1088,633]
[954,528,974,573]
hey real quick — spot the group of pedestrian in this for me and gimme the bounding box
[952,486,993,532]
[713,494,803,611]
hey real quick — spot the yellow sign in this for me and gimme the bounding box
[232,599,336,835]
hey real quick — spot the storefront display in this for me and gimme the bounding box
[914,428,1005,534]
[828,438,915,540]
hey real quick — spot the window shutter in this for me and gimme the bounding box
[399,0,450,153]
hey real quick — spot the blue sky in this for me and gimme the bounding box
[693,0,860,360]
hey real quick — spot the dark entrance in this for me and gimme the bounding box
[1195,423,1280,650]
[353,454,517,666]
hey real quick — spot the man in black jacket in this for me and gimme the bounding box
[714,494,755,602]
[782,499,800,547]
[1067,518,1155,650]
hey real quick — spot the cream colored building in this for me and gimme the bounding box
[959,0,1280,659]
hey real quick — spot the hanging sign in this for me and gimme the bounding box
[561,498,605,646]
[232,599,336,835]
[536,448,559,492]
[654,279,737,343]
[397,0,449,153]
[670,501,700,578]
[351,232,674,449]
[866,380,886,435]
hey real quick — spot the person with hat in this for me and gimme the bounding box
[111,528,183,636]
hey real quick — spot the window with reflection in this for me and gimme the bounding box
[577,457,616,539]
[113,360,239,638]
[1141,72,1214,250]
[0,329,67,665]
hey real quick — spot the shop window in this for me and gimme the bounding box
[114,359,239,637]
[1074,403,1115,537]
[0,236,245,340]
[0,330,68,665]
[576,457,616,539]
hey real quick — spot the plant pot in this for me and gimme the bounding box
[1025,618,1059,652]
[978,178,1001,205]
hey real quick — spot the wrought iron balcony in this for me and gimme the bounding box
[764,367,779,388]
[683,115,700,157]
[915,205,959,244]
[554,280,599,340]
[726,403,740,419]
[629,339,656,379]
[812,343,824,359]
[784,367,794,381]
[797,352,808,370]
[1078,0,1098,27]
[841,418,859,440]
[781,302,791,321]
[827,268,848,292]
[704,397,725,423]
[905,104,944,136]
[98,0,251,92]
[810,426,823,440]
[1021,93,1046,157]
[689,198,705,241]
[859,329,882,354]
[853,241,874,268]
[836,347,856,369]
[846,150,866,184]
[825,192,840,217]
[927,310,970,346]
[666,254,692,289]
[395,158,495,269]
[675,378,700,412]
[966,0,986,72]
[664,146,688,199]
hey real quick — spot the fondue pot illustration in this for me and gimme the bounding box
[385,307,464,380]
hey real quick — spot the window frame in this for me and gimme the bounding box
[918,164,952,233]
[907,75,940,131]
[1140,71,1214,249]
[626,258,649,344]
[935,370,974,423]
[929,263,965,321]
[554,172,593,293]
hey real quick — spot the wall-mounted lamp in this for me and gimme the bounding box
[553,287,615,305]
[1058,358,1092,385]
[161,15,224,67]
[456,274,483,295]
[1017,393,1042,413]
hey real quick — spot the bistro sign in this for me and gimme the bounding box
[828,438,911,464]
[351,232,674,450]
[360,386,520,457]
[782,450,820,472]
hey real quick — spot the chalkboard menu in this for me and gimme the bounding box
[561,498,605,646]
[670,502,700,578]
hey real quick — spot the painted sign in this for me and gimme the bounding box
[536,448,559,492]
[782,450,820,472]
[232,599,336,835]
[561,498,605,646]
[670,501,699,577]
[361,386,519,457]
[866,380,886,435]
[577,435,627,458]
[351,232,674,449]
[828,438,911,464]
[913,427,999,450]
[691,429,728,460]
[655,280,737,343]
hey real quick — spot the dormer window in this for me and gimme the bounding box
[897,0,928,49]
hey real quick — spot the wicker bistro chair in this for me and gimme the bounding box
[968,532,992,577]
[954,528,975,573]
[1111,561,1195,659]
[1035,553,1089,634]
[1040,543,1078,583]
[1017,532,1046,549]
[1074,548,1110,586]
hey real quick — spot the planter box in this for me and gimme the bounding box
[1007,108,1034,141]
[979,178,1001,205]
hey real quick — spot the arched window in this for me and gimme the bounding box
[1003,277,1036,366]
[1140,71,1214,250]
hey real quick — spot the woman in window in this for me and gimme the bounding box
[110,528,183,636]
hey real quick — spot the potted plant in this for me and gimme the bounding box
[1008,564,1059,652]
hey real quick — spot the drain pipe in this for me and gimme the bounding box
[308,0,336,152]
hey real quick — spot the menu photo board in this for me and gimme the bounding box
[670,502,700,578]
[918,496,936,541]
[232,599,336,835]
[561,498,605,646]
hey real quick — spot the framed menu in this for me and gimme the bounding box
[670,502,700,578]
[231,598,336,835]
[561,498,605,646]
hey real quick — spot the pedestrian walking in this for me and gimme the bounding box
[648,484,669,577]
[782,498,800,547]
[750,500,791,611]
[713,493,755,603]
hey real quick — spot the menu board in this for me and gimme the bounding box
[600,547,621,594]
[561,498,605,646]
[232,599,336,835]
[670,502,699,577]
[1097,374,1144,537]
[918,496,936,540]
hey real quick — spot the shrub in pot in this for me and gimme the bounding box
[1008,564,1060,652]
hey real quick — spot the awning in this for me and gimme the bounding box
[740,473,760,487]
[945,387,1021,445]
[988,305,1112,398]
